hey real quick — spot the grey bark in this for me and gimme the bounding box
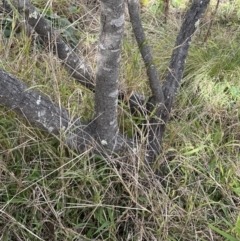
[153,0,210,163]
[163,0,210,113]
[3,0,142,116]
[128,0,210,164]
[0,0,210,166]
[1,0,131,155]
[127,0,165,164]
[6,0,95,89]
[0,69,94,152]
[127,0,164,104]
[94,0,125,151]
[3,0,144,121]
[0,67,133,155]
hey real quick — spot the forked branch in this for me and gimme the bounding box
[128,0,210,164]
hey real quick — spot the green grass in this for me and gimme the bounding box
[1,0,240,240]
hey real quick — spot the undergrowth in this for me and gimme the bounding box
[0,0,240,240]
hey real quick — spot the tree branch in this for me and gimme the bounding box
[128,0,166,163]
[0,69,94,151]
[163,0,210,113]
[150,0,210,164]
[3,0,148,121]
[127,0,164,104]
[4,0,145,119]
[6,0,95,89]
[2,0,134,154]
[128,0,210,164]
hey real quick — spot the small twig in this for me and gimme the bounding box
[163,0,170,23]
[204,0,220,42]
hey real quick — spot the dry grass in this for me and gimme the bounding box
[0,1,240,240]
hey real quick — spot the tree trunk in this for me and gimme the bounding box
[94,0,125,151]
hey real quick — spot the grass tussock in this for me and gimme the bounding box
[0,0,240,240]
